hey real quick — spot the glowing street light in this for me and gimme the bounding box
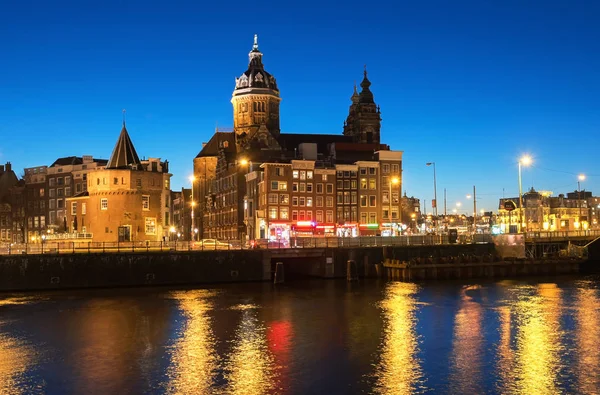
[518,155,532,232]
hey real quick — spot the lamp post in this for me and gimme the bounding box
[390,177,399,235]
[426,162,438,230]
[578,174,585,230]
[518,155,532,233]
[466,186,477,233]
[239,158,251,242]
[189,176,196,241]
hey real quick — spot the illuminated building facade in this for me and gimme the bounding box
[497,188,598,232]
[66,123,172,242]
[194,36,403,241]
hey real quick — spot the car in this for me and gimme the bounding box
[194,239,232,250]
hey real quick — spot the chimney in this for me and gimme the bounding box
[0,165,4,174]
[5,162,11,172]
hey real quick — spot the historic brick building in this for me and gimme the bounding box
[194,36,403,241]
[66,123,172,242]
[0,162,20,243]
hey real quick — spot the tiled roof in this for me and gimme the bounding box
[195,132,237,158]
[106,124,142,169]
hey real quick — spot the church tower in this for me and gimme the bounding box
[343,67,381,144]
[232,35,281,150]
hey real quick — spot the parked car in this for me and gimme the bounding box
[194,239,232,250]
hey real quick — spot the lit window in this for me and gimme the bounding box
[142,195,150,210]
[293,170,299,179]
[101,198,108,210]
[280,207,289,219]
[269,207,278,219]
[145,217,156,235]
[71,202,77,216]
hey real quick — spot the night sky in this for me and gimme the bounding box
[1,0,598,213]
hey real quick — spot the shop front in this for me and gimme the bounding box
[291,221,316,238]
[381,222,402,236]
[315,223,336,237]
[268,221,291,246]
[336,222,359,238]
[359,223,380,236]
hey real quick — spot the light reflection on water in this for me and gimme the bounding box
[224,305,278,395]
[371,282,425,394]
[575,282,600,392]
[0,321,35,394]
[510,284,562,394]
[164,290,218,395]
[449,285,485,394]
[0,277,599,394]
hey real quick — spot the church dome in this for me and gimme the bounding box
[234,35,279,94]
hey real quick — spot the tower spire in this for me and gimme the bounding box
[359,65,373,103]
[253,34,259,51]
[122,109,126,126]
[351,81,359,103]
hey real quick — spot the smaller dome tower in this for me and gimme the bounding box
[343,67,381,144]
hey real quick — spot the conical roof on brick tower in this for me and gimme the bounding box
[106,122,142,169]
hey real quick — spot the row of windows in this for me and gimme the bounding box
[0,229,11,241]
[336,170,358,178]
[337,180,359,190]
[336,207,358,222]
[27,215,46,229]
[90,177,164,189]
[49,188,71,198]
[336,192,358,205]
[382,164,401,174]
[359,179,378,190]
[292,183,334,193]
[360,213,378,224]
[292,170,314,180]
[99,196,150,211]
[48,176,71,187]
[360,195,378,207]
[268,208,335,223]
[270,181,288,191]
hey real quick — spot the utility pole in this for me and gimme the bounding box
[473,185,477,233]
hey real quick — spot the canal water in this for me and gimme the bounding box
[1,276,599,394]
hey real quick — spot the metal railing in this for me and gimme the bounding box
[0,234,494,256]
[525,230,600,241]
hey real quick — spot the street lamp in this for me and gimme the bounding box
[169,226,175,242]
[518,155,532,233]
[426,162,438,229]
[189,175,196,241]
[389,177,400,234]
[578,174,586,229]
[466,186,477,233]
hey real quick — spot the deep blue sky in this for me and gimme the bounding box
[1,0,599,213]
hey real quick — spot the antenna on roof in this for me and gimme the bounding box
[215,121,218,133]
[122,109,126,126]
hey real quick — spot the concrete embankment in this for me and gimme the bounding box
[0,250,270,292]
[0,241,592,292]
[383,258,581,281]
